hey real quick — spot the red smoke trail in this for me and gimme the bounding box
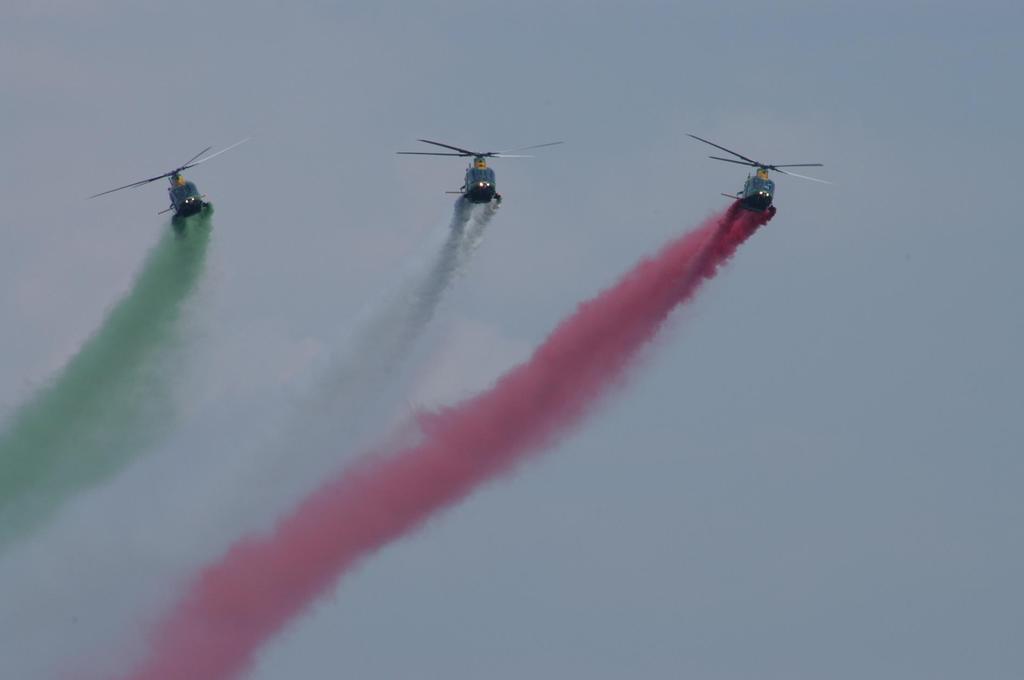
[125,204,774,680]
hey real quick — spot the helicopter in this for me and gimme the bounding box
[89,138,250,220]
[397,139,563,206]
[687,134,827,211]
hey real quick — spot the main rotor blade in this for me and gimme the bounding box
[182,137,251,170]
[775,168,832,184]
[491,154,532,158]
[497,141,564,153]
[396,151,467,156]
[769,163,824,168]
[88,172,174,199]
[181,146,213,168]
[415,139,477,155]
[687,134,759,165]
[708,155,758,167]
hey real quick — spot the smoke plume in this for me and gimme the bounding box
[0,219,212,551]
[125,205,773,680]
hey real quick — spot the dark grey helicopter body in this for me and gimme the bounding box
[167,175,208,218]
[687,134,827,211]
[398,138,563,207]
[89,138,249,221]
[463,163,499,204]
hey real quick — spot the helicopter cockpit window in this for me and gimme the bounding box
[468,168,495,184]
[171,182,200,200]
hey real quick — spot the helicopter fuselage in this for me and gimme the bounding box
[397,139,562,206]
[168,177,209,217]
[462,166,498,204]
[739,174,775,211]
[687,133,824,213]
[88,139,247,222]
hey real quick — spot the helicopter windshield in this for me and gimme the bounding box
[467,167,495,184]
[170,181,200,202]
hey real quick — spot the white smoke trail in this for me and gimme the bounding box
[225,197,492,533]
[455,200,497,273]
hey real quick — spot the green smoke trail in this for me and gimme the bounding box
[0,217,212,550]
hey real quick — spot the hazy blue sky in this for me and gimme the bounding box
[2,1,1022,678]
